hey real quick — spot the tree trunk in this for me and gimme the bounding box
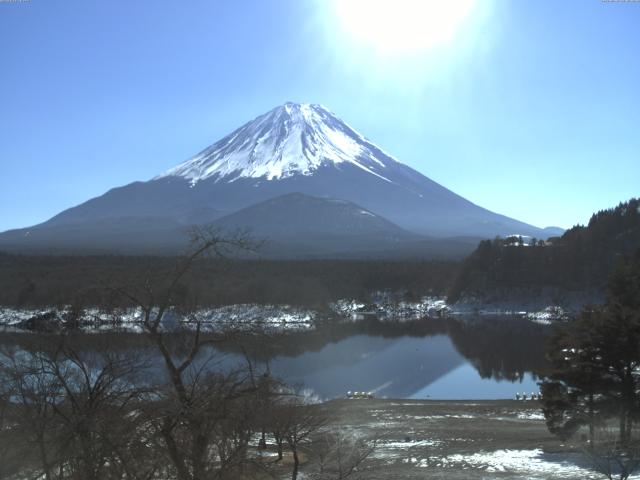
[620,365,635,446]
[588,393,594,447]
[291,445,299,480]
[37,435,52,480]
[620,410,627,446]
[161,422,192,480]
[277,439,284,461]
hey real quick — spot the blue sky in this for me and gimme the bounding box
[0,0,638,231]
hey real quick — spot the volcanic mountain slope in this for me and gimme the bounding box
[211,193,484,258]
[214,193,411,238]
[211,192,418,256]
[0,102,555,255]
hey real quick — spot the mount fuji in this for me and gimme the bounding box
[0,103,556,256]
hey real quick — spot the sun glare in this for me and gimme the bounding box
[334,0,476,54]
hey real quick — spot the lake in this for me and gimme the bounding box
[0,314,549,400]
[219,315,549,400]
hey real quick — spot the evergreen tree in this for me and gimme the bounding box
[539,251,640,446]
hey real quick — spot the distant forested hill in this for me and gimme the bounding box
[0,255,458,309]
[448,198,640,308]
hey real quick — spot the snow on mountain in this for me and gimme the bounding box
[156,103,397,184]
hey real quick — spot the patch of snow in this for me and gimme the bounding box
[516,411,546,420]
[417,448,607,478]
[330,295,451,321]
[374,439,440,459]
[0,304,315,334]
[526,306,569,323]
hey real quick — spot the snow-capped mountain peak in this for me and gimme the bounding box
[0,102,552,252]
[156,103,398,184]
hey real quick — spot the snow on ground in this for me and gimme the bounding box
[379,437,603,476]
[413,448,627,479]
[331,293,572,322]
[0,295,454,333]
[374,438,441,459]
[0,291,574,334]
[331,296,451,320]
[0,304,315,333]
[193,304,315,332]
[0,307,49,326]
[526,306,569,324]
[516,411,546,420]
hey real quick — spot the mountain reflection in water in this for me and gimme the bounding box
[224,315,549,400]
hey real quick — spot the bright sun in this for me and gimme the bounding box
[334,0,476,54]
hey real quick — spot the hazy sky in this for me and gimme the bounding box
[1,0,638,231]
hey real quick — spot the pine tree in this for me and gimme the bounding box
[540,250,640,446]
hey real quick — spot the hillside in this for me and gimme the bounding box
[448,198,640,309]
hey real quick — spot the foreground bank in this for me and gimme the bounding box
[308,399,632,480]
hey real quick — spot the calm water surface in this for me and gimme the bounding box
[225,315,548,400]
[0,315,548,400]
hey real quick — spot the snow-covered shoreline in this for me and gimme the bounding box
[0,294,576,334]
[0,304,317,333]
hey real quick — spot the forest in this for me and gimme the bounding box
[0,253,458,310]
[448,198,640,304]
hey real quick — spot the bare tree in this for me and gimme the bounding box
[269,400,290,462]
[311,428,377,480]
[43,340,152,480]
[0,334,152,480]
[1,340,68,480]
[107,227,264,480]
[582,425,640,480]
[283,398,327,480]
[0,370,9,478]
